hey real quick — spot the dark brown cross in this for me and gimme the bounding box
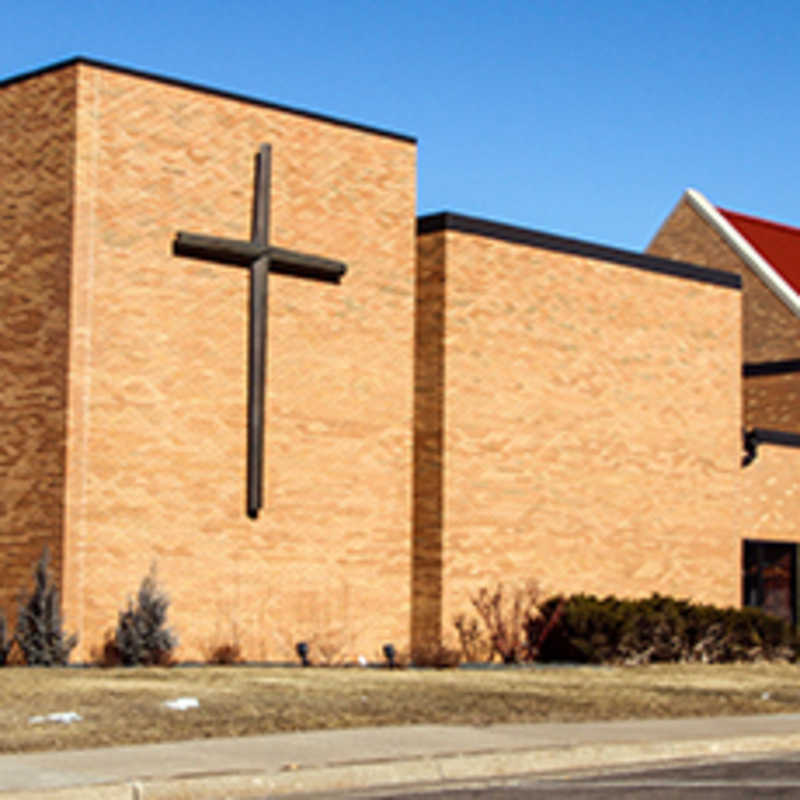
[173,144,346,519]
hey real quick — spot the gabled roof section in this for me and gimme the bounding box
[685,189,800,318]
[717,207,800,296]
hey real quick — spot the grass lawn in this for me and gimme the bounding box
[2,662,800,753]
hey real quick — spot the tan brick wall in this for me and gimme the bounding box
[648,197,800,433]
[650,197,800,569]
[0,67,76,621]
[2,62,417,662]
[742,445,800,542]
[416,228,742,648]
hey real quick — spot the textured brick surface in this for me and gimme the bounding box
[648,196,800,433]
[415,228,742,648]
[2,62,416,661]
[745,373,800,432]
[412,232,446,650]
[4,61,797,664]
[0,67,77,621]
[742,444,800,542]
[648,196,800,567]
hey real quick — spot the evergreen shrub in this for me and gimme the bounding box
[0,611,13,666]
[15,548,77,666]
[114,564,178,666]
[534,593,798,665]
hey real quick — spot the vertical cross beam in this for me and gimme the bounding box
[173,145,347,519]
[248,145,271,517]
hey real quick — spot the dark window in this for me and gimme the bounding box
[742,540,797,625]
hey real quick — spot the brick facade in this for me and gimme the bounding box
[415,217,742,651]
[0,66,77,619]
[648,196,800,434]
[648,195,800,583]
[742,443,800,543]
[1,61,416,662]
[412,232,446,649]
[1,59,796,664]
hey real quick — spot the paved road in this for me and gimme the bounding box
[302,753,800,799]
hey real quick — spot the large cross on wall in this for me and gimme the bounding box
[173,144,347,519]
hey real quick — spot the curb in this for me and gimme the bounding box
[5,733,800,800]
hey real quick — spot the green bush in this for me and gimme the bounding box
[534,593,798,665]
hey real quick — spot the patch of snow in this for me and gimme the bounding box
[29,711,82,725]
[163,696,199,711]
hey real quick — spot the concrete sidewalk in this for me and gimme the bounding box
[2,714,800,799]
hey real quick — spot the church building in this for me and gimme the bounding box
[649,189,800,625]
[1,58,798,662]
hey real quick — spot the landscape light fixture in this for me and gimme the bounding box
[295,641,310,667]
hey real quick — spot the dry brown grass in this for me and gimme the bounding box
[2,662,800,753]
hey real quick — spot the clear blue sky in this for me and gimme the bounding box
[3,0,799,251]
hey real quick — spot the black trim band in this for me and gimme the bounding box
[0,57,417,144]
[744,359,800,377]
[418,212,742,290]
[742,427,800,466]
[752,428,800,448]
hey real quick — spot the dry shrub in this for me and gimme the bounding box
[4,638,25,666]
[207,642,242,665]
[526,595,567,659]
[91,631,122,667]
[409,639,461,668]
[455,581,565,664]
[453,615,492,663]
[307,626,349,666]
[203,620,243,665]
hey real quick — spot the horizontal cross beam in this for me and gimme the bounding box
[173,232,347,283]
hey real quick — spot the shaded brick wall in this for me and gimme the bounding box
[648,197,800,434]
[5,62,417,662]
[745,374,800,433]
[412,231,446,651]
[416,227,742,649]
[0,68,76,620]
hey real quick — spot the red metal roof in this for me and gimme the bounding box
[717,207,800,296]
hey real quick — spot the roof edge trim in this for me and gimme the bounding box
[0,56,417,144]
[743,358,800,377]
[752,428,800,449]
[418,211,742,290]
[685,188,800,318]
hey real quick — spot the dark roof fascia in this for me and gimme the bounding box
[0,57,417,145]
[418,212,742,290]
[752,428,800,449]
[744,359,800,377]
